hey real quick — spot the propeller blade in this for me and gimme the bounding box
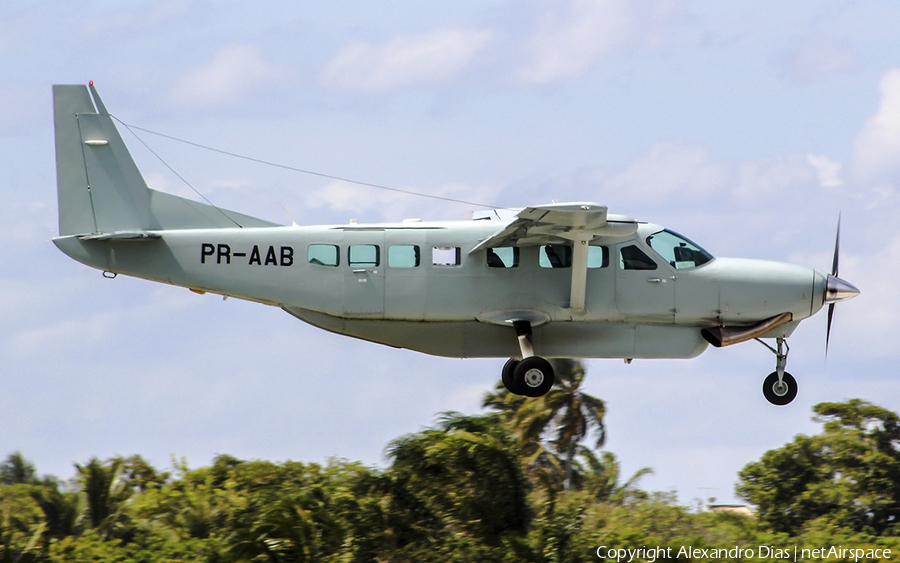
[831,213,841,277]
[826,213,842,360]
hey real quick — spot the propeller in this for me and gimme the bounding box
[824,213,860,356]
[826,215,840,353]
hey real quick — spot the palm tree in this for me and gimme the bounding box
[228,486,341,563]
[74,457,142,541]
[0,452,37,485]
[484,359,607,490]
[385,413,532,542]
[572,448,652,503]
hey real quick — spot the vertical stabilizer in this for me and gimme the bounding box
[53,84,154,236]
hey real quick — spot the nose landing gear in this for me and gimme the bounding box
[757,337,797,406]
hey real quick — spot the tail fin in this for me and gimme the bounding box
[53,84,278,236]
[54,84,155,235]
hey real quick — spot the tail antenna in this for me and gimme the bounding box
[279,203,299,227]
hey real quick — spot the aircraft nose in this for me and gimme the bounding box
[824,275,860,304]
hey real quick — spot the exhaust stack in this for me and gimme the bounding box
[701,312,794,348]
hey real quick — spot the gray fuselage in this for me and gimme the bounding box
[53,219,827,360]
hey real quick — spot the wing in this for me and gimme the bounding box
[470,203,638,313]
[468,202,636,253]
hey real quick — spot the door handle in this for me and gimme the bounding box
[647,278,665,283]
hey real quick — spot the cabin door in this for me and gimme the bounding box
[343,234,385,318]
[614,242,675,322]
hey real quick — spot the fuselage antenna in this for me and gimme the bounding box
[279,203,300,227]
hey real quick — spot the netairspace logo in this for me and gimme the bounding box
[595,545,893,562]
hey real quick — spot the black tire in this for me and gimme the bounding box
[514,357,555,397]
[501,358,520,394]
[763,371,797,406]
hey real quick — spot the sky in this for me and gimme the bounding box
[3,0,900,507]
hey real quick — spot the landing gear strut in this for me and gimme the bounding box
[757,337,797,406]
[502,321,555,397]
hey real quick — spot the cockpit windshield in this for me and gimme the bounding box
[646,229,713,270]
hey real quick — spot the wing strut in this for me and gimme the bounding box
[568,236,590,312]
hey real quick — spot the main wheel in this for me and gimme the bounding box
[501,358,520,394]
[763,371,797,406]
[514,357,555,397]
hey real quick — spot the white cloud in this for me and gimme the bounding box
[600,141,729,204]
[852,68,900,186]
[734,154,820,202]
[835,239,898,358]
[517,0,636,84]
[3,283,198,360]
[806,154,842,188]
[167,44,282,110]
[300,179,499,222]
[779,33,856,85]
[321,28,493,94]
[515,0,683,85]
[84,0,189,37]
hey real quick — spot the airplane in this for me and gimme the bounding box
[51,84,860,405]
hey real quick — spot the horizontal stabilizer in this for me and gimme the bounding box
[78,231,162,241]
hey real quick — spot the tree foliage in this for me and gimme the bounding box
[0,453,37,486]
[737,399,900,536]
[4,398,900,561]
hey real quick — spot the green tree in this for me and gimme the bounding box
[484,359,607,490]
[0,453,37,486]
[386,413,533,549]
[74,456,163,542]
[737,399,900,535]
[572,449,652,503]
[29,484,79,540]
[229,485,342,562]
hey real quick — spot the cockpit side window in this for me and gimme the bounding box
[587,246,609,268]
[645,229,713,270]
[620,245,658,270]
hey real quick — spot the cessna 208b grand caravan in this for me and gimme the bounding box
[52,84,859,405]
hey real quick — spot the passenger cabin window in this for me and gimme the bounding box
[620,245,657,270]
[487,247,518,268]
[587,246,609,269]
[308,244,339,267]
[349,244,380,268]
[646,229,713,269]
[432,246,461,266]
[539,245,572,268]
[388,245,420,268]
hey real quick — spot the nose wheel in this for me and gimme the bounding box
[756,337,797,406]
[763,371,797,405]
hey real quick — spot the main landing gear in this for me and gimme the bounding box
[502,321,555,397]
[757,337,797,406]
